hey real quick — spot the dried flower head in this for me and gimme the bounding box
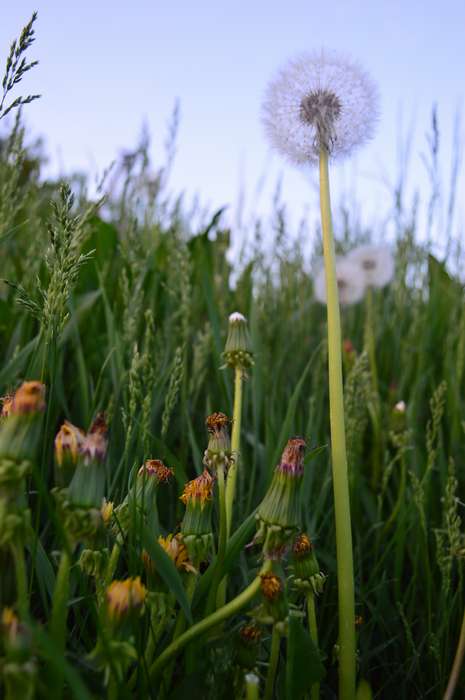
[260,572,283,601]
[314,258,365,306]
[240,623,262,644]
[10,381,46,416]
[347,244,394,288]
[157,533,196,573]
[79,413,108,465]
[106,577,147,621]
[180,469,215,507]
[54,421,85,468]
[203,412,233,471]
[262,49,379,165]
[138,459,174,484]
[292,532,313,558]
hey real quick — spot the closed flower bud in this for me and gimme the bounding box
[1,608,32,662]
[203,412,233,472]
[259,572,288,623]
[106,577,147,622]
[291,533,326,594]
[222,312,254,371]
[143,533,196,577]
[68,414,108,508]
[390,400,407,434]
[54,420,85,486]
[134,459,173,512]
[180,469,215,565]
[101,498,114,526]
[79,548,109,578]
[254,438,306,557]
[235,624,262,669]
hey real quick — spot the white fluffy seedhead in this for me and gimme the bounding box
[346,244,394,288]
[262,49,379,166]
[314,258,366,306]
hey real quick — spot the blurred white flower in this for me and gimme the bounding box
[262,49,379,166]
[314,258,365,306]
[346,244,394,288]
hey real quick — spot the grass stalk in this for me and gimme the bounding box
[443,603,465,700]
[264,624,281,700]
[307,592,320,700]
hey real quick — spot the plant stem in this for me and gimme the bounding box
[319,146,356,700]
[264,625,281,700]
[245,672,260,700]
[226,366,244,537]
[443,602,465,700]
[148,559,272,681]
[11,540,28,618]
[206,463,228,612]
[49,549,71,700]
[307,592,320,700]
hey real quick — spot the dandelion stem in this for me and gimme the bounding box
[11,540,28,618]
[226,366,244,536]
[264,624,281,700]
[319,146,356,700]
[50,549,71,699]
[443,602,465,700]
[306,592,320,700]
[206,463,228,613]
[245,672,260,700]
[148,560,272,681]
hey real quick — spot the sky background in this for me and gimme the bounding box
[1,1,464,253]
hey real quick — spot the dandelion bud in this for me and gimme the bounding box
[0,381,46,461]
[79,548,109,578]
[259,572,288,623]
[134,459,173,512]
[180,469,215,565]
[222,312,254,371]
[390,400,407,434]
[54,420,85,486]
[235,624,262,670]
[68,413,108,508]
[291,533,326,595]
[106,577,147,623]
[143,533,196,578]
[203,412,233,472]
[254,438,306,557]
[1,608,32,662]
[101,498,114,526]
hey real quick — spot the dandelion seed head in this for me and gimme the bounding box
[347,244,394,288]
[314,258,365,306]
[262,49,379,166]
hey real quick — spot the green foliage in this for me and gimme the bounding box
[0,24,465,696]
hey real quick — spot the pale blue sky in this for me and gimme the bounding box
[1,1,464,248]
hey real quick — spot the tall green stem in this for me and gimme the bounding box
[50,549,71,700]
[319,147,356,699]
[11,541,29,619]
[443,603,465,700]
[206,463,228,612]
[307,592,320,700]
[264,625,281,700]
[226,366,244,536]
[148,560,272,681]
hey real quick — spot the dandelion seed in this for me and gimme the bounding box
[262,49,379,166]
[347,244,394,288]
[313,258,365,306]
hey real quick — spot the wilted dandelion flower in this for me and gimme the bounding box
[346,244,394,288]
[106,577,146,621]
[313,258,365,306]
[262,49,379,165]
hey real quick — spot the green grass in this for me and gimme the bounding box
[1,18,465,698]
